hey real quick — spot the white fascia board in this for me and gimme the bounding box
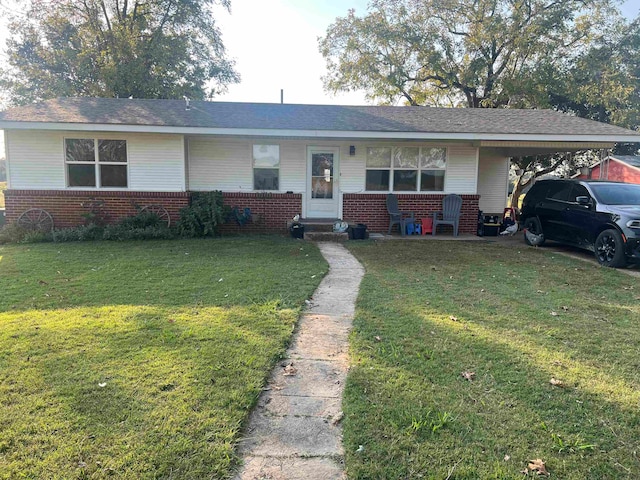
[1,121,639,143]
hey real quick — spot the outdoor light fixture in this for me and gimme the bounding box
[349,145,356,156]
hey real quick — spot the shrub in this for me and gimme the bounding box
[176,191,228,237]
[1,211,175,244]
[0,223,29,244]
[21,230,53,243]
[102,224,173,241]
[52,224,104,242]
[117,211,164,229]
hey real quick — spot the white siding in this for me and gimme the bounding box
[128,134,185,191]
[444,145,478,194]
[280,143,306,192]
[477,149,509,213]
[6,130,185,191]
[188,137,347,193]
[339,143,367,193]
[185,137,480,195]
[188,138,252,191]
[7,130,66,189]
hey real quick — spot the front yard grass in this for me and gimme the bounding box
[344,240,640,479]
[0,237,326,479]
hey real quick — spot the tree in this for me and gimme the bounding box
[0,0,239,104]
[320,0,618,108]
[510,18,640,206]
[320,0,640,208]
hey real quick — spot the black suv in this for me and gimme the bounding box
[520,179,640,267]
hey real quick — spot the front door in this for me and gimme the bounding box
[306,147,339,218]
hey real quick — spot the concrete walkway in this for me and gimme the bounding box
[234,242,365,480]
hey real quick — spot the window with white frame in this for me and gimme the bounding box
[365,146,446,192]
[253,144,279,190]
[65,138,128,187]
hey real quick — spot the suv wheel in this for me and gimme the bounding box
[523,217,545,246]
[595,229,627,268]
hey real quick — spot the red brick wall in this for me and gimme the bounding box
[4,190,190,228]
[342,193,480,234]
[4,190,302,233]
[220,192,302,234]
[4,190,478,235]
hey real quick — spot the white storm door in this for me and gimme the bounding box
[306,147,339,218]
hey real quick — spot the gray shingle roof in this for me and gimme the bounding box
[612,155,640,168]
[0,97,638,137]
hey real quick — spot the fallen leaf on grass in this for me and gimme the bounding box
[98,382,107,388]
[504,455,511,461]
[550,378,565,387]
[550,311,558,316]
[449,315,458,322]
[527,458,550,476]
[461,371,475,381]
[374,335,382,342]
[283,363,297,376]
[356,445,365,453]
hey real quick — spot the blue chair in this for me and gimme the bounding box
[432,194,462,236]
[386,193,415,236]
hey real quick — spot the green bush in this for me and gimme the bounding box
[52,224,104,242]
[0,223,29,244]
[176,191,228,237]
[49,213,172,242]
[102,224,173,241]
[21,230,53,243]
[117,211,164,229]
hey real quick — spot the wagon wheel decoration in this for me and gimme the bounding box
[17,208,54,232]
[140,204,171,227]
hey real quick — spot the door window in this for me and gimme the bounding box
[311,153,334,199]
[546,182,572,202]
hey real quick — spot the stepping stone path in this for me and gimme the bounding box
[234,242,365,480]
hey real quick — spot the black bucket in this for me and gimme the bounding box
[289,224,305,239]
[349,223,367,240]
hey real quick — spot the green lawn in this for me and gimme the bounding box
[0,237,326,479]
[343,240,640,479]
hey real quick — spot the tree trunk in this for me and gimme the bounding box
[510,179,525,209]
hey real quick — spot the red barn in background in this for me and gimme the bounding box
[574,155,640,184]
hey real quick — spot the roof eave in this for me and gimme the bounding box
[0,121,638,143]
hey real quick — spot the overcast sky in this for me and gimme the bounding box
[0,0,639,158]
